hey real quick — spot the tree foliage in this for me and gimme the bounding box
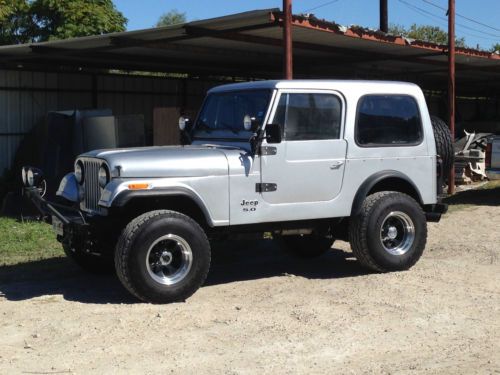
[30,0,127,41]
[389,23,466,48]
[492,43,500,52]
[0,0,32,44]
[156,9,186,27]
[0,0,127,45]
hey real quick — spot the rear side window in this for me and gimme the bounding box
[355,95,423,147]
[272,93,342,140]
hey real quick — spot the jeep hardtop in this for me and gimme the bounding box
[23,80,451,303]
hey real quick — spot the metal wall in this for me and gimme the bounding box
[0,69,222,175]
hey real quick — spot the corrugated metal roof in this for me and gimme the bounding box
[0,8,498,95]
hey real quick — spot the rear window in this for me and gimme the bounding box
[355,95,423,147]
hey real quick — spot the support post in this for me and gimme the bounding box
[448,0,455,194]
[283,0,293,79]
[91,74,98,108]
[380,0,388,33]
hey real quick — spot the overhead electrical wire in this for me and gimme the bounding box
[400,0,500,38]
[397,0,500,42]
[302,0,341,14]
[421,0,500,33]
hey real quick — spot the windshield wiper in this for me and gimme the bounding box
[196,119,212,133]
[219,122,239,134]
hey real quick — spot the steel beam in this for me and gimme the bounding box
[283,0,293,79]
[380,0,388,33]
[448,0,456,194]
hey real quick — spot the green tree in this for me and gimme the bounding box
[0,0,32,45]
[30,0,127,41]
[389,23,466,48]
[0,0,127,45]
[492,43,500,52]
[156,9,186,27]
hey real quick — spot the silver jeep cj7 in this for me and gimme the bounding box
[22,80,451,303]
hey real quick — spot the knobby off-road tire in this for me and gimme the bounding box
[431,115,454,177]
[115,210,211,304]
[349,192,427,272]
[281,235,334,258]
[63,243,115,274]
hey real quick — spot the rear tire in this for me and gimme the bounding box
[281,235,334,258]
[349,191,427,272]
[115,210,211,304]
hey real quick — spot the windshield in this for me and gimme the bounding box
[193,89,271,141]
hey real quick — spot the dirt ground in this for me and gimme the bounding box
[1,193,499,374]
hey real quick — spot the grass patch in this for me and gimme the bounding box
[0,217,63,266]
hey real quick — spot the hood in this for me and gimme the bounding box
[81,145,239,178]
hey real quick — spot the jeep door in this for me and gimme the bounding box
[260,90,347,205]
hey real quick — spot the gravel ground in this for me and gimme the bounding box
[0,202,499,374]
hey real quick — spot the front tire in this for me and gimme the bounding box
[349,192,427,272]
[115,210,211,303]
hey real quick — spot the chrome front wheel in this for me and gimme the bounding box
[146,234,193,285]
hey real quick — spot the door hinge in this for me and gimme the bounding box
[260,146,277,156]
[256,183,277,193]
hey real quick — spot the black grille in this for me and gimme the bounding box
[81,159,102,212]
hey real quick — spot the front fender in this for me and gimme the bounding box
[98,178,217,227]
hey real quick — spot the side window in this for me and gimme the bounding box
[356,95,423,147]
[272,93,342,140]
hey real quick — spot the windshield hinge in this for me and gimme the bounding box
[260,146,277,156]
[256,183,277,193]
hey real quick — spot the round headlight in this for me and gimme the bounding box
[21,167,27,186]
[98,164,110,188]
[75,161,84,185]
[27,168,34,187]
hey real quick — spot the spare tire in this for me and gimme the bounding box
[430,116,454,177]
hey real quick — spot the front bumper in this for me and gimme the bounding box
[24,187,91,248]
[24,187,86,226]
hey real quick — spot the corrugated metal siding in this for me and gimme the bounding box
[0,69,225,176]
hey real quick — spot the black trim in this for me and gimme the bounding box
[351,170,423,216]
[111,188,212,225]
[354,94,424,148]
[424,203,448,222]
[256,183,277,193]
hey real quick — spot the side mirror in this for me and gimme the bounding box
[178,116,191,132]
[265,123,282,144]
[178,116,192,145]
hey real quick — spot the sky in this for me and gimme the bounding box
[112,0,500,50]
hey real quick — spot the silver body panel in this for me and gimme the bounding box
[66,80,437,227]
